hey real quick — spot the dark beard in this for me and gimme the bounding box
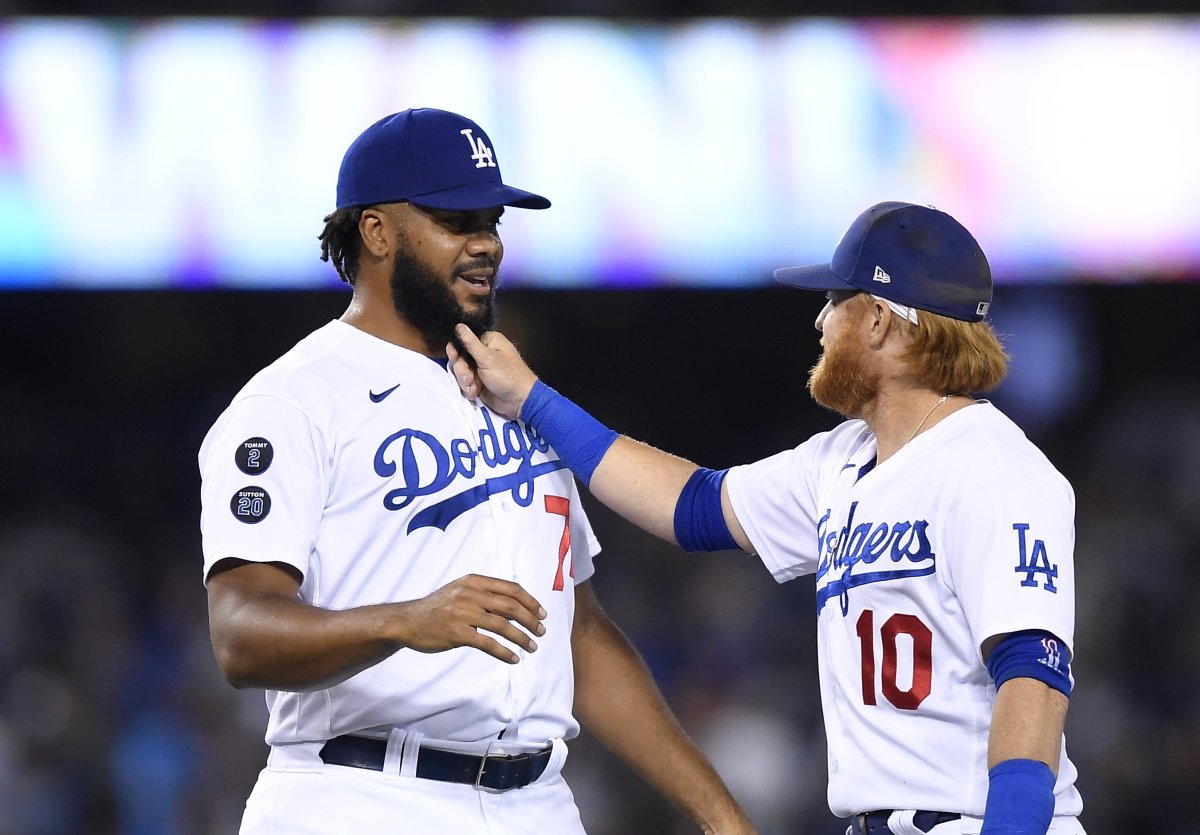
[807,324,879,419]
[389,247,497,352]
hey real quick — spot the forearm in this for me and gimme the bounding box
[988,677,1067,772]
[209,563,545,691]
[518,379,696,543]
[574,612,751,833]
[209,588,403,691]
[589,437,700,544]
[522,383,753,550]
[980,677,1068,834]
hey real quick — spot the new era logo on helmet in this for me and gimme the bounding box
[460,128,496,169]
[873,265,892,284]
[977,301,990,316]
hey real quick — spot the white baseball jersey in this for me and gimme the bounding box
[725,402,1082,819]
[199,320,599,749]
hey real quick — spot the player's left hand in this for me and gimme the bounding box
[447,325,539,419]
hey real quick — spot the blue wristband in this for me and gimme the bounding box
[520,380,618,487]
[674,467,739,552]
[981,759,1055,835]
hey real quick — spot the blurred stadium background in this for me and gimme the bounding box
[1,4,1198,835]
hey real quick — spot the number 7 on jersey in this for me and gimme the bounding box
[544,495,573,591]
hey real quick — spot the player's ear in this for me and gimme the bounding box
[865,296,891,348]
[358,207,392,260]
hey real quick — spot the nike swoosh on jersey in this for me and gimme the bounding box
[369,383,401,403]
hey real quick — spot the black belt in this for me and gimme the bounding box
[852,810,961,834]
[319,734,552,792]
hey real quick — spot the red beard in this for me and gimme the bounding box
[807,321,880,419]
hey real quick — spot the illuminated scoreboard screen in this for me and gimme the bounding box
[1,17,1197,288]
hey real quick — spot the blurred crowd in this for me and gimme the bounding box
[1,284,1197,834]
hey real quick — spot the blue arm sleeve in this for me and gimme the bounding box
[985,629,1072,697]
[673,467,739,553]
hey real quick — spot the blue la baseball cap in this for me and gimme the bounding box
[774,201,992,322]
[335,108,550,211]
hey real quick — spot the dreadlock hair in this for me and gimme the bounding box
[319,207,366,285]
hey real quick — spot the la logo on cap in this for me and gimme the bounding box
[873,265,892,284]
[461,128,496,169]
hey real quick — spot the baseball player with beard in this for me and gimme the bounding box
[449,202,1087,835]
[199,108,753,835]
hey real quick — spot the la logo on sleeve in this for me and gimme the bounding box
[1012,523,1058,592]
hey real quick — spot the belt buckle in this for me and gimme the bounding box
[474,751,520,794]
[473,747,545,793]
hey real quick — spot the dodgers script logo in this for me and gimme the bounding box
[814,501,936,616]
[373,409,565,533]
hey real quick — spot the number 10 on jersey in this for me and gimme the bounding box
[854,610,933,710]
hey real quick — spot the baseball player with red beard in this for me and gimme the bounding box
[198,108,753,835]
[450,202,1087,835]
